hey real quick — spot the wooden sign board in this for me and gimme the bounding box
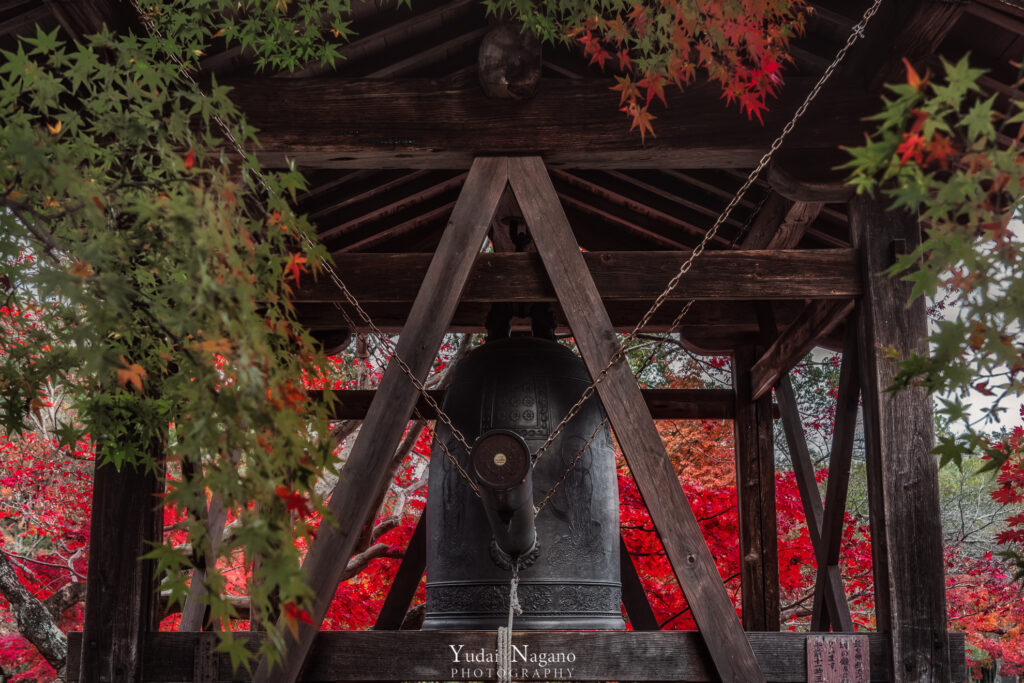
[806,635,869,683]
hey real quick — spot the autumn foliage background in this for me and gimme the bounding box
[2,329,1023,679]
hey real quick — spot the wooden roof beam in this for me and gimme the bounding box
[297,249,861,303]
[317,388,748,421]
[223,77,874,169]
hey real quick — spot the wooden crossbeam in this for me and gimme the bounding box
[253,157,510,683]
[811,324,861,633]
[750,299,855,400]
[732,346,780,631]
[67,631,970,681]
[759,306,855,633]
[297,250,861,303]
[508,156,764,681]
[222,77,873,169]
[295,299,809,336]
[317,388,757,421]
[374,514,427,630]
[849,194,951,680]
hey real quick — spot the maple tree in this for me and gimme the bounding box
[843,56,1024,475]
[492,0,807,139]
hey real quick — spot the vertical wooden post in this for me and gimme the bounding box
[78,460,162,682]
[732,346,780,631]
[849,194,950,681]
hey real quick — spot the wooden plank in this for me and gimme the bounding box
[619,536,660,632]
[78,460,162,682]
[374,514,426,630]
[296,299,810,336]
[732,346,780,631]
[318,388,748,421]
[760,303,855,634]
[298,250,862,303]
[750,299,856,400]
[252,157,510,683]
[507,156,764,682]
[222,77,874,169]
[849,194,950,681]
[811,325,861,633]
[66,631,969,682]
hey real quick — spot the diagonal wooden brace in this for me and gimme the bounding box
[254,157,509,683]
[509,156,765,682]
[758,306,856,632]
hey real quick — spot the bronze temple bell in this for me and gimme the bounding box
[423,308,624,630]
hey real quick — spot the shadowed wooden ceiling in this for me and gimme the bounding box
[2,0,1022,348]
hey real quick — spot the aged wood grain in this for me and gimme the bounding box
[810,325,861,633]
[733,346,780,632]
[222,77,873,169]
[252,157,510,683]
[78,460,162,682]
[508,156,764,682]
[849,194,950,681]
[315,388,756,421]
[295,250,862,303]
[67,631,968,681]
[759,305,855,634]
[619,536,660,632]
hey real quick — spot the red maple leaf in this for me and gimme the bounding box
[284,253,308,287]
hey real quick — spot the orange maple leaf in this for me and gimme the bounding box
[624,103,657,144]
[116,356,148,394]
[611,75,641,106]
[638,72,667,108]
[284,253,308,287]
[902,57,928,91]
[184,148,195,170]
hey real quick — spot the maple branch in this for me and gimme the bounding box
[341,542,402,583]
[0,549,68,675]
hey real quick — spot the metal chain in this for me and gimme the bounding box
[330,300,481,497]
[530,0,884,466]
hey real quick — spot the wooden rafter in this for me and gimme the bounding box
[253,157,509,682]
[508,156,764,681]
[317,172,468,242]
